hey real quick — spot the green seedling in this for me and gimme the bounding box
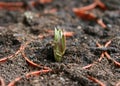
[53,27,66,62]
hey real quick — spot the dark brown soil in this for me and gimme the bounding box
[0,0,120,86]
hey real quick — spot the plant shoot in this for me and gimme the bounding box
[53,27,66,61]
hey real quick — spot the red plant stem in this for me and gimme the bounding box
[46,29,74,37]
[115,81,120,86]
[82,61,98,69]
[82,63,94,69]
[38,30,74,39]
[87,76,106,86]
[113,59,120,67]
[8,69,52,86]
[104,52,120,67]
[104,52,112,60]
[39,0,53,4]
[22,41,47,68]
[0,44,24,63]
[104,40,112,47]
[0,58,8,63]
[96,41,120,67]
[0,2,24,7]
[73,9,97,20]
[26,69,52,78]
[96,42,102,47]
[97,19,107,29]
[22,50,41,67]
[73,0,106,12]
[0,2,25,11]
[94,0,107,10]
[8,77,22,86]
[63,32,74,37]
[0,77,5,86]
[75,2,97,11]
[98,52,104,62]
[73,0,107,28]
[0,0,53,11]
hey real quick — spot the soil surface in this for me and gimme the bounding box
[0,0,120,86]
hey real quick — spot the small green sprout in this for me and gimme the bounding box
[53,27,66,62]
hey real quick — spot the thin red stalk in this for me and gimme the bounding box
[0,77,5,86]
[0,44,24,63]
[26,69,52,78]
[0,2,24,7]
[87,76,106,86]
[104,40,112,47]
[8,70,52,86]
[22,50,41,67]
[74,2,97,11]
[82,63,94,69]
[8,77,22,86]
[94,0,107,10]
[104,52,112,60]
[96,42,102,47]
[98,52,104,62]
[97,19,107,29]
[113,59,120,67]
[115,81,120,86]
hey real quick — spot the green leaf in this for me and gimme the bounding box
[53,27,66,62]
